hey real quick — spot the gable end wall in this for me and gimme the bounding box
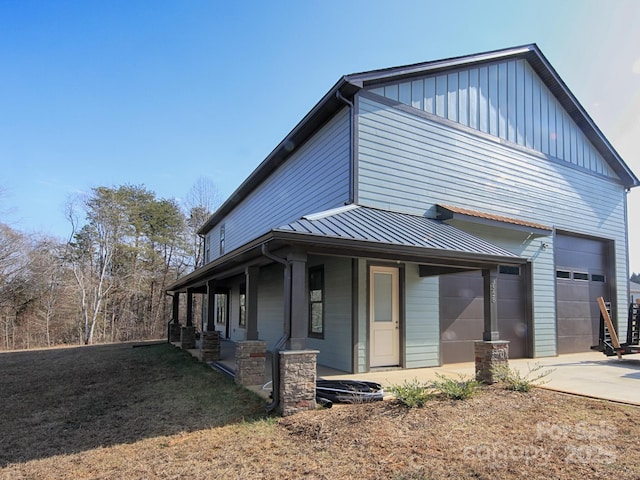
[356,94,628,355]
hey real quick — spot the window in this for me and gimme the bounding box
[499,265,520,275]
[239,284,246,327]
[219,224,225,255]
[592,274,606,283]
[556,270,571,279]
[573,272,589,281]
[215,294,227,325]
[308,266,324,338]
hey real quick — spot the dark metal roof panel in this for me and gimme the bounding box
[276,206,519,258]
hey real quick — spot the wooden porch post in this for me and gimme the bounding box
[206,279,216,332]
[186,288,194,327]
[172,293,180,324]
[245,266,259,340]
[482,268,499,341]
[287,251,308,350]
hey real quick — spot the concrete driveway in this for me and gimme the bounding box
[319,351,640,406]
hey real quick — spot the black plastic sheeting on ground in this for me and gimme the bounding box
[315,380,384,408]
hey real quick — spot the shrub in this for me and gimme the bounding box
[430,373,480,400]
[388,378,434,408]
[491,362,554,392]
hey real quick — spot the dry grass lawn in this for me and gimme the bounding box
[0,342,638,479]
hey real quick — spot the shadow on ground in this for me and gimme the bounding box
[0,342,267,467]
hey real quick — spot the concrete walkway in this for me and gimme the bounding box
[320,351,640,406]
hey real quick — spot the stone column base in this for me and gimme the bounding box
[475,340,509,384]
[235,340,266,386]
[279,350,319,416]
[201,331,221,362]
[169,323,182,343]
[180,326,196,350]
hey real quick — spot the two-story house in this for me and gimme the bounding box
[167,44,638,374]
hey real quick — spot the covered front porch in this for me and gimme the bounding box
[165,205,528,414]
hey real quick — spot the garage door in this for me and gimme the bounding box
[440,267,528,364]
[556,234,610,354]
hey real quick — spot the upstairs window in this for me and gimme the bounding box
[308,266,324,338]
[219,224,225,255]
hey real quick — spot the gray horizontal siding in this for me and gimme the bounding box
[368,59,616,179]
[357,95,628,355]
[306,255,353,372]
[257,263,285,350]
[207,108,351,261]
[404,263,439,367]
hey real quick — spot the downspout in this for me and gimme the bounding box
[262,244,291,412]
[336,90,356,205]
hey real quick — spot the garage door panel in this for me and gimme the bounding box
[558,334,595,354]
[441,317,482,341]
[439,276,482,298]
[557,300,593,320]
[556,234,610,355]
[557,317,598,336]
[440,270,527,363]
[441,341,475,364]
[556,251,604,269]
[556,282,590,300]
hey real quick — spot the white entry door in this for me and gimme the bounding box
[370,266,400,367]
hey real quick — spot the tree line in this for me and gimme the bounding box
[0,180,218,350]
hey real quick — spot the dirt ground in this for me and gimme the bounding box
[1,342,638,479]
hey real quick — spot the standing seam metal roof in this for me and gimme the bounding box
[275,206,519,258]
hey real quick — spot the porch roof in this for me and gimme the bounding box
[167,205,524,293]
[276,205,519,258]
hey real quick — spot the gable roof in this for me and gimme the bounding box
[199,44,638,235]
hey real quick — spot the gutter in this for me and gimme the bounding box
[336,90,356,205]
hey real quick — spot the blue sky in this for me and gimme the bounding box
[2,0,640,271]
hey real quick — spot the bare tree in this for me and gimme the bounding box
[184,177,221,269]
[0,224,29,349]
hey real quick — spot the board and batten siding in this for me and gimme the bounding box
[306,255,353,372]
[404,264,440,367]
[206,107,351,261]
[368,59,617,179]
[356,94,628,355]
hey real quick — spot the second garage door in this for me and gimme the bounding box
[440,267,528,364]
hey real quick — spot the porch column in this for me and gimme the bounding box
[186,287,194,327]
[482,268,499,341]
[181,288,196,350]
[206,279,216,331]
[245,266,260,340]
[476,267,509,383]
[168,293,182,343]
[287,251,308,350]
[172,293,180,324]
